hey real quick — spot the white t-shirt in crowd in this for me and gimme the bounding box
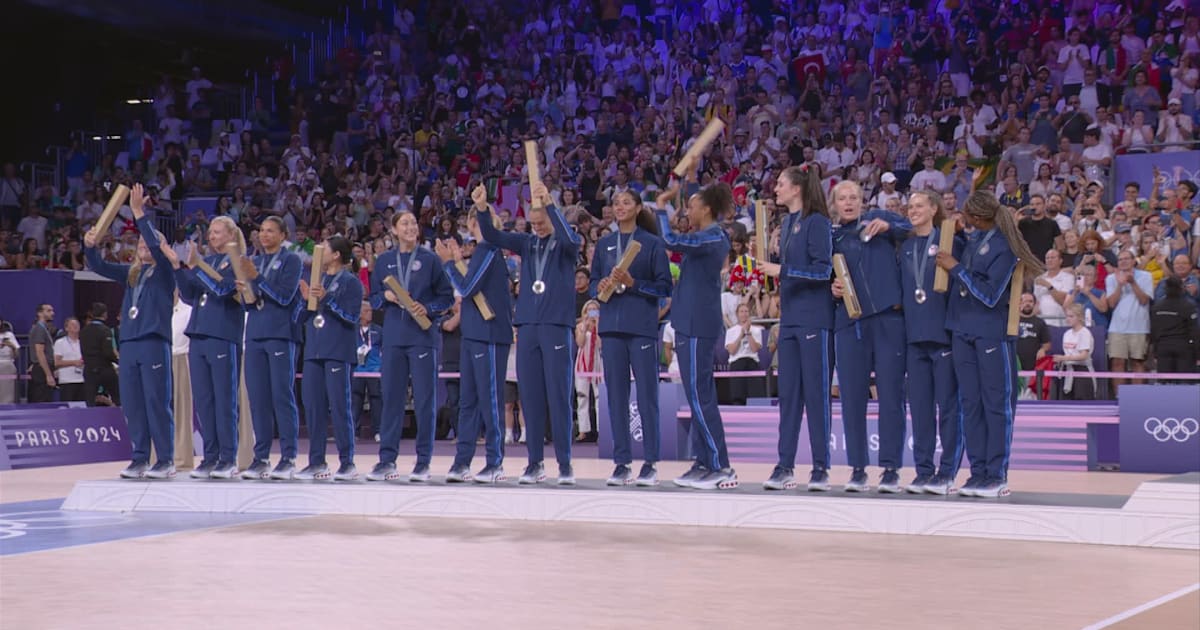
[172,301,192,355]
[661,322,680,377]
[0,331,20,363]
[724,324,764,364]
[1061,326,1094,369]
[53,336,84,384]
[720,291,741,327]
[1034,270,1076,325]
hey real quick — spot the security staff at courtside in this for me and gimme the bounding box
[84,184,176,479]
[173,215,245,480]
[367,211,454,483]
[437,194,515,483]
[936,190,1043,498]
[236,216,303,480]
[296,236,363,481]
[590,190,672,486]
[477,183,581,486]
[830,180,911,493]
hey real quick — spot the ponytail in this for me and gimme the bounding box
[964,191,1045,276]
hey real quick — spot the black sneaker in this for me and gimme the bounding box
[240,460,271,480]
[333,462,359,481]
[877,469,902,494]
[145,461,176,480]
[762,465,797,490]
[635,463,658,487]
[844,468,870,492]
[925,473,958,496]
[959,475,988,497]
[120,461,149,479]
[606,464,634,486]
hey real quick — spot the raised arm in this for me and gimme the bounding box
[444,247,498,298]
[83,244,131,283]
[656,210,725,253]
[476,206,530,253]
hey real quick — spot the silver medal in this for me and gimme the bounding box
[928,244,938,256]
[959,286,968,297]
[314,314,326,329]
[128,306,140,320]
[979,244,990,256]
[200,293,208,307]
[914,289,926,304]
[616,283,627,294]
[531,280,546,294]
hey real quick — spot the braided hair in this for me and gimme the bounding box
[963,190,1045,276]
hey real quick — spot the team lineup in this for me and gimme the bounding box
[88,128,1039,499]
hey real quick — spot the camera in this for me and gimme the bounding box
[1080,207,1095,216]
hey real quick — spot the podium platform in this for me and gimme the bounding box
[62,472,1198,550]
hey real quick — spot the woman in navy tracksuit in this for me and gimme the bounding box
[655,173,736,490]
[437,200,515,484]
[900,191,964,495]
[590,190,672,487]
[757,165,836,492]
[84,184,177,480]
[237,216,303,480]
[367,211,454,483]
[829,180,911,493]
[936,190,1043,498]
[296,236,363,481]
[477,183,581,486]
[174,215,246,480]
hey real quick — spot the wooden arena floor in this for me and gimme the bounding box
[1,459,1197,630]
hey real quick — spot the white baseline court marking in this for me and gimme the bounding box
[1082,582,1200,629]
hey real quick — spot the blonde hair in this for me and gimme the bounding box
[1066,303,1085,319]
[210,216,247,254]
[579,299,600,319]
[830,180,864,204]
[127,228,168,287]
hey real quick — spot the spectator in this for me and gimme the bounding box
[1016,292,1052,372]
[1018,194,1062,262]
[1150,276,1200,377]
[1156,98,1194,150]
[352,301,383,441]
[1054,304,1097,400]
[17,206,48,253]
[723,303,764,406]
[1105,249,1154,392]
[0,319,18,403]
[1070,264,1111,330]
[0,163,26,230]
[1033,249,1074,326]
[574,300,601,443]
[908,154,947,193]
[52,317,85,402]
[1155,254,1200,309]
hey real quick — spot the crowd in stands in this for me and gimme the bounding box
[2,0,1198,412]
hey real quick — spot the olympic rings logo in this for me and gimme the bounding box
[1143,417,1200,443]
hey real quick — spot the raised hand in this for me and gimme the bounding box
[130,183,146,219]
[471,184,488,209]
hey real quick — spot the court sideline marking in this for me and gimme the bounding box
[1081,582,1200,629]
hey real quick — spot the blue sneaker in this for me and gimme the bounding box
[409,463,431,483]
[519,462,546,485]
[959,475,987,497]
[807,469,832,492]
[844,468,870,492]
[673,462,708,488]
[924,473,958,496]
[692,468,738,490]
[762,466,797,491]
[474,465,506,484]
[446,465,473,483]
[606,464,634,486]
[906,474,934,494]
[636,463,659,487]
[119,460,149,479]
[877,469,902,494]
[190,460,216,479]
[557,464,575,486]
[974,478,1010,498]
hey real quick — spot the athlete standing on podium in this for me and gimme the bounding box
[296,236,363,481]
[756,165,835,492]
[936,191,1043,498]
[367,211,454,483]
[654,160,737,491]
[437,191,515,483]
[236,216,303,481]
[590,190,672,486]
[476,182,581,486]
[84,183,177,480]
[900,191,963,495]
[830,180,912,493]
[173,215,246,480]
